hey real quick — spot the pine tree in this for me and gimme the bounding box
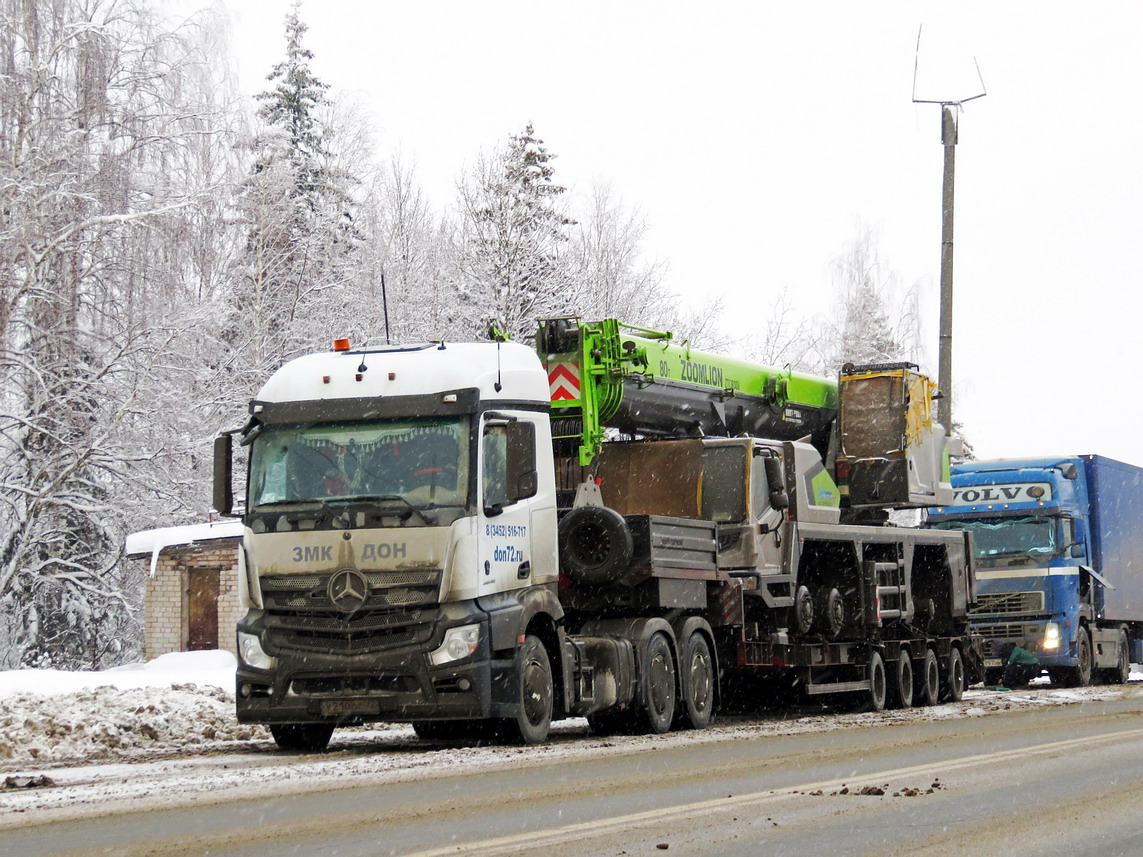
[230,0,358,377]
[457,124,576,340]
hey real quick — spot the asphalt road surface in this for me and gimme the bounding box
[8,690,1143,857]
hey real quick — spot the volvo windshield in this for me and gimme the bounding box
[931,516,1057,561]
[248,417,470,512]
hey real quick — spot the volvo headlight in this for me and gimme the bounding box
[429,623,481,666]
[238,631,277,670]
[1043,622,1061,650]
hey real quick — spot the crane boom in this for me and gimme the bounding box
[537,317,839,467]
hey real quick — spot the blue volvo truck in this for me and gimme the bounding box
[928,455,1143,686]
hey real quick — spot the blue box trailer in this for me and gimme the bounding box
[928,455,1143,686]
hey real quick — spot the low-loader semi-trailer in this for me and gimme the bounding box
[929,455,1143,686]
[214,317,981,750]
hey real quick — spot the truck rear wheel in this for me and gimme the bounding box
[889,652,913,709]
[676,632,714,730]
[1104,629,1131,685]
[269,723,334,752]
[499,634,553,745]
[915,648,940,706]
[637,632,677,734]
[940,647,966,702]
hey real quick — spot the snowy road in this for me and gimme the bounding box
[4,681,1143,856]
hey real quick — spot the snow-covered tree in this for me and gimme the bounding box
[456,124,576,340]
[0,0,238,667]
[227,0,360,383]
[820,228,922,371]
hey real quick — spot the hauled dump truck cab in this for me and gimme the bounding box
[217,340,564,748]
[928,455,1140,687]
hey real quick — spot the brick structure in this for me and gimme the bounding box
[127,522,244,660]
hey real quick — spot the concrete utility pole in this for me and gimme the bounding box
[938,105,957,435]
[913,30,986,435]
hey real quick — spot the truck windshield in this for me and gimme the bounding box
[248,417,469,511]
[931,516,1057,560]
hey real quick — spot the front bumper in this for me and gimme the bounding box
[235,603,517,725]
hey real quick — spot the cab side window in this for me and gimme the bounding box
[482,420,537,510]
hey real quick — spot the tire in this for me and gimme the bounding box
[794,585,814,635]
[1104,629,1131,685]
[941,647,966,702]
[889,651,914,709]
[814,587,845,640]
[269,723,334,752]
[637,632,677,734]
[1065,627,1093,687]
[676,632,715,730]
[861,651,887,712]
[558,506,633,587]
[587,709,630,736]
[499,634,554,744]
[411,720,497,741]
[915,648,940,706]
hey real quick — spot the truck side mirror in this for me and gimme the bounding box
[1071,544,1085,558]
[213,434,236,517]
[763,455,789,511]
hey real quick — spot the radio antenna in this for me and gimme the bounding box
[912,24,986,436]
[380,270,392,345]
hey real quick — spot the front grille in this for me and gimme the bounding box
[970,591,1045,617]
[972,621,1043,644]
[260,570,441,655]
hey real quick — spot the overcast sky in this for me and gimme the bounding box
[219,1,1143,466]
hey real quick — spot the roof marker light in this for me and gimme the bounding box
[333,338,350,352]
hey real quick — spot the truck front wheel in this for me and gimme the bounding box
[499,634,554,745]
[1068,627,1093,687]
[269,723,334,752]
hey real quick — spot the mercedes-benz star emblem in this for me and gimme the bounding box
[328,568,369,613]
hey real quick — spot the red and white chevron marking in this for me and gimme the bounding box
[547,361,581,402]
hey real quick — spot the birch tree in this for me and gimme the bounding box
[0,0,237,667]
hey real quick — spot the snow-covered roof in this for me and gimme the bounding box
[125,521,244,574]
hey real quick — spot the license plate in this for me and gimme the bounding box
[320,699,381,716]
[984,658,1002,668]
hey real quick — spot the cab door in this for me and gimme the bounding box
[478,413,541,594]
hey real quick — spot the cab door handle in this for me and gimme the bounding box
[517,561,531,580]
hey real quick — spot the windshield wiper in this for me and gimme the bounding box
[326,495,435,526]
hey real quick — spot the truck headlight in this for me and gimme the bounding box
[238,631,276,670]
[1043,622,1061,651]
[429,623,481,666]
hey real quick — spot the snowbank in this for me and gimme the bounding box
[0,650,235,698]
[0,651,262,765]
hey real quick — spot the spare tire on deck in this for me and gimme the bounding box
[558,506,634,587]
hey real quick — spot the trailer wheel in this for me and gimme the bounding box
[558,506,633,586]
[861,651,887,712]
[1104,629,1131,685]
[637,632,677,734]
[794,585,814,635]
[889,651,913,708]
[940,647,966,702]
[915,648,940,706]
[676,632,715,730]
[499,635,553,745]
[269,723,334,752]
